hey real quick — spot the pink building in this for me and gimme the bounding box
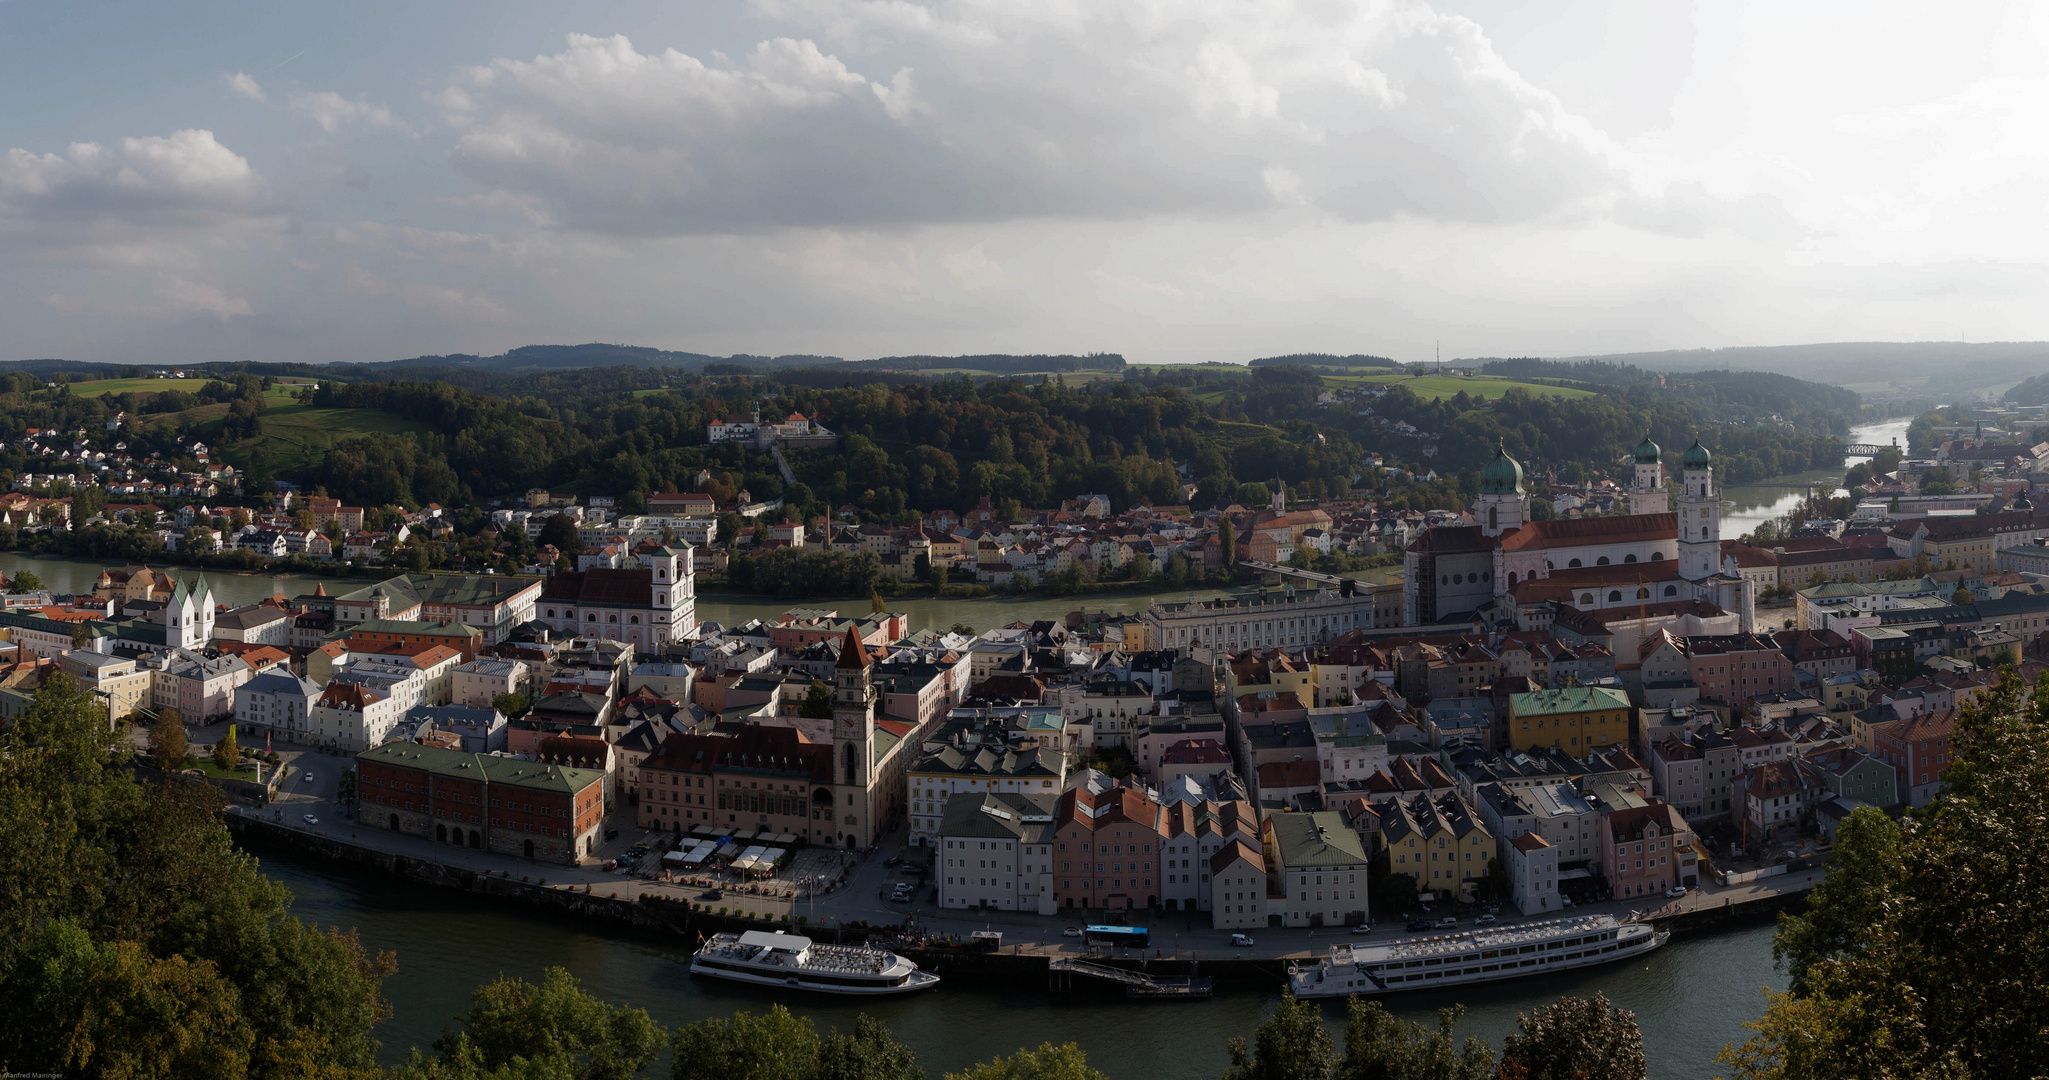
[1685,633,1795,707]
[1053,783,1166,913]
[1598,800,1697,900]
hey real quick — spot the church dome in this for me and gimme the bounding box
[1478,442,1525,495]
[1633,432,1662,464]
[1682,439,1713,469]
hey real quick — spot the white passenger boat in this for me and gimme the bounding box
[1287,914,1668,998]
[689,930,940,996]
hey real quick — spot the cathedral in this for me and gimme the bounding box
[1403,434,1755,631]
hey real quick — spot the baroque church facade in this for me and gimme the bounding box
[1404,435,1755,631]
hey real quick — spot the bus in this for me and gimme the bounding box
[1084,925,1150,948]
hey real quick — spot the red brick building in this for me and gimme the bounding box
[356,742,605,864]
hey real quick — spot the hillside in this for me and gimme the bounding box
[1517,341,2049,397]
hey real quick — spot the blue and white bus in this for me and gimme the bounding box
[1083,925,1150,948]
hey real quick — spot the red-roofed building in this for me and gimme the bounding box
[1053,783,1167,913]
[1598,799,1697,899]
[1869,708,1956,807]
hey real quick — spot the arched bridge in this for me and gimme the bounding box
[1841,443,1890,456]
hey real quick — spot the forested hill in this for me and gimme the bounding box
[1534,341,2049,396]
[1478,357,1860,419]
[359,346,1122,377]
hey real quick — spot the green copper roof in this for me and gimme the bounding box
[1478,443,1525,495]
[1682,438,1712,468]
[1633,432,1662,464]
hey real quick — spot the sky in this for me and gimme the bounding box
[5,0,2049,367]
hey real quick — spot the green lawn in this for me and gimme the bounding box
[188,758,262,781]
[1330,373,1598,401]
[64,378,316,399]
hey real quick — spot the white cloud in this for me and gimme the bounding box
[432,4,1660,234]
[290,90,413,135]
[0,128,266,224]
[225,71,267,103]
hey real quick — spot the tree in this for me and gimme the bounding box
[799,681,834,720]
[230,507,251,532]
[537,514,582,555]
[946,1042,1107,1080]
[1337,999,1494,1080]
[815,1015,922,1080]
[152,711,188,771]
[1722,667,2049,1079]
[214,724,241,771]
[433,967,662,1080]
[10,568,42,592]
[1225,992,1336,1080]
[1497,994,1645,1080]
[871,591,887,614]
[69,623,92,651]
[670,1005,818,1080]
[292,507,316,531]
[492,692,530,720]
[1771,806,1902,994]
[1220,516,1237,569]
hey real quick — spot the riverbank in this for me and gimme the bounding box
[0,551,375,608]
[225,813,1810,988]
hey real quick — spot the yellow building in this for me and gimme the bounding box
[1507,686,1631,754]
[1376,792,1495,902]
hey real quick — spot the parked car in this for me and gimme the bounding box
[1474,914,1498,925]
[884,856,902,867]
[701,889,724,901]
[1229,934,1255,947]
[302,814,318,825]
[1435,917,1459,929]
[1350,923,1374,935]
[898,865,923,876]
[1063,926,1083,938]
[1405,920,1433,933]
[1666,886,1688,898]
[303,771,315,782]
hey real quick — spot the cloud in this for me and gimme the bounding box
[225,71,267,103]
[433,4,1643,234]
[0,128,267,225]
[290,90,412,135]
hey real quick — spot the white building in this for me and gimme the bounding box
[1144,586,1378,652]
[1265,810,1371,929]
[453,658,529,709]
[1508,830,1560,915]
[308,681,406,752]
[1209,841,1269,930]
[234,671,324,742]
[935,791,1058,914]
[1160,799,1260,914]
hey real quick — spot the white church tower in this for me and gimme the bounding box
[1475,442,1527,538]
[1677,439,1720,581]
[162,574,214,650]
[1630,432,1669,516]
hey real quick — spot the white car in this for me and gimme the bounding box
[1666,886,1688,898]
[302,814,319,825]
[1062,926,1083,938]
[303,771,315,783]
[1230,933,1255,947]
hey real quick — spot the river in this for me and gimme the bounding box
[258,851,1781,1079]
[0,552,376,607]
[1719,416,1911,540]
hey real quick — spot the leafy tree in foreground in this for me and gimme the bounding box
[670,1005,819,1080]
[425,967,662,1080]
[152,710,189,772]
[1224,991,1336,1080]
[1337,999,1493,1080]
[1722,667,2049,1079]
[1497,994,1644,1080]
[945,1042,1106,1080]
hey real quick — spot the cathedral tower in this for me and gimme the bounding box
[1678,439,1720,581]
[1475,442,1527,538]
[1630,432,1669,515]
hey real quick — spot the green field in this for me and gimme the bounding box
[65,377,319,398]
[1329,373,1598,402]
[131,400,429,471]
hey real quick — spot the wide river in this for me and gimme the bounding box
[256,850,1781,1079]
[1719,416,1911,540]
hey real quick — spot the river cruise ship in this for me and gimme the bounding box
[689,930,940,996]
[1287,914,1667,998]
